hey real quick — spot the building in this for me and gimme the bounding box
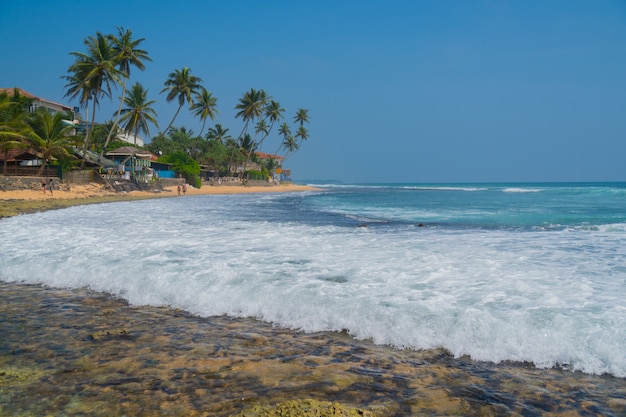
[0,87,79,119]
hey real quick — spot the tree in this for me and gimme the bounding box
[206,123,231,143]
[65,32,121,168]
[101,27,151,157]
[190,87,218,137]
[0,89,31,174]
[295,125,309,144]
[234,88,267,138]
[26,110,78,175]
[294,108,310,126]
[161,67,203,134]
[158,150,201,188]
[118,82,158,146]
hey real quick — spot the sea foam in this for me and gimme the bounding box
[1,192,625,377]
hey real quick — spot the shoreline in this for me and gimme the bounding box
[0,182,318,218]
[1,281,624,416]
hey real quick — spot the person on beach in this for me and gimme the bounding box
[47,178,54,196]
[183,183,187,195]
[41,178,46,194]
[177,185,181,196]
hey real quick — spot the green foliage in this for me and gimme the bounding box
[246,169,268,180]
[158,150,200,186]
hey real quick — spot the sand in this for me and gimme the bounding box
[0,182,317,201]
[0,182,318,218]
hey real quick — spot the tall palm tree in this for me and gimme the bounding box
[294,108,310,126]
[190,87,218,137]
[118,82,159,146]
[26,110,78,175]
[255,99,284,151]
[65,32,121,168]
[295,125,309,145]
[161,67,203,134]
[101,27,151,156]
[234,88,267,139]
[274,121,292,155]
[206,123,231,143]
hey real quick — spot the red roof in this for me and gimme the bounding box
[255,151,284,161]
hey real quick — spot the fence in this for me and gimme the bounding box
[1,166,60,178]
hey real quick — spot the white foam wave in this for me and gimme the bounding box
[1,197,625,377]
[502,187,543,193]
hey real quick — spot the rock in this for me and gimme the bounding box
[229,399,379,417]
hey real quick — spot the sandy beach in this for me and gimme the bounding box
[0,182,318,218]
[0,182,317,201]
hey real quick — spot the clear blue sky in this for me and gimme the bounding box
[2,0,625,183]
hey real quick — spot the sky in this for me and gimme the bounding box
[1,0,625,183]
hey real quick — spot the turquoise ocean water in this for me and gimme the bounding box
[1,182,625,378]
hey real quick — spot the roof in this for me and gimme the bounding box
[255,151,284,161]
[0,87,73,111]
[72,148,117,168]
[106,146,158,160]
[0,148,41,162]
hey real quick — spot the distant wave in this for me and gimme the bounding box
[399,186,488,192]
[306,183,488,192]
[502,187,543,193]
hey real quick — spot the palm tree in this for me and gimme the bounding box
[255,99,284,151]
[234,88,268,138]
[65,32,121,168]
[274,121,292,155]
[26,110,78,175]
[190,87,218,136]
[281,134,299,155]
[294,108,310,126]
[161,67,203,134]
[101,27,151,156]
[0,89,31,174]
[295,125,309,145]
[118,82,159,146]
[206,123,231,143]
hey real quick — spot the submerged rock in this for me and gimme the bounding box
[230,399,379,417]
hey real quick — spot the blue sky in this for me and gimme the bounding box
[2,0,625,183]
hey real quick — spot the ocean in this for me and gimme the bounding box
[1,182,625,382]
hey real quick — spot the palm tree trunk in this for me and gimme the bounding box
[100,78,127,158]
[163,104,183,135]
[81,99,97,169]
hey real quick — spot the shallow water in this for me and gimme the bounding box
[1,282,625,416]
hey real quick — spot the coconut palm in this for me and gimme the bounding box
[102,27,151,156]
[206,123,231,143]
[255,99,284,151]
[234,88,268,138]
[281,135,299,155]
[65,32,121,168]
[26,110,78,175]
[118,82,159,146]
[190,87,218,137]
[0,89,31,174]
[161,67,203,134]
[294,108,310,126]
[295,125,309,144]
[274,122,292,155]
